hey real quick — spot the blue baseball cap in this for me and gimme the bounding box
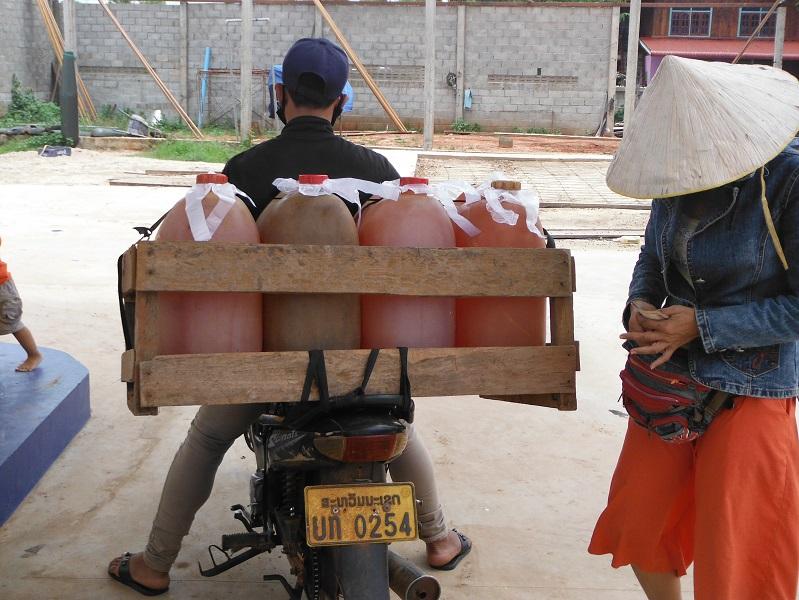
[283,38,349,102]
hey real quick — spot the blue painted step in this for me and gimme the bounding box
[0,343,90,525]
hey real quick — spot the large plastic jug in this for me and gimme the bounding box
[156,173,262,355]
[455,180,547,347]
[257,174,360,351]
[360,177,456,349]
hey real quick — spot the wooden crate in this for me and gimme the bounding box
[120,242,579,416]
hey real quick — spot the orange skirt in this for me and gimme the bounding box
[589,397,799,600]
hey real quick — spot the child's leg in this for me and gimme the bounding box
[12,326,42,371]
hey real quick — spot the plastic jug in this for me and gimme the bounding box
[257,174,360,351]
[360,177,456,349]
[455,180,547,347]
[156,173,262,355]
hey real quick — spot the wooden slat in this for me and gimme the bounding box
[132,292,159,416]
[121,246,137,298]
[138,346,577,408]
[121,349,136,382]
[134,242,574,297]
[480,393,561,409]
[550,287,577,410]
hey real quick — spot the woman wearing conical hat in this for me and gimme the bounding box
[588,56,799,600]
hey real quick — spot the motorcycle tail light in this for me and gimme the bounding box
[315,432,408,463]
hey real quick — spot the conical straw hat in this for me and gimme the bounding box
[606,56,799,199]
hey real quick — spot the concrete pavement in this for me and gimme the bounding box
[0,177,688,599]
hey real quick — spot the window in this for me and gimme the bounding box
[669,8,712,37]
[738,8,776,38]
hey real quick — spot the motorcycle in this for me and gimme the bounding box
[198,349,442,600]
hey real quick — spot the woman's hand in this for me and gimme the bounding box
[621,305,700,369]
[628,300,656,333]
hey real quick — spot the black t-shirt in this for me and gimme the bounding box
[222,116,400,219]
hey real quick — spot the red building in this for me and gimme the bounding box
[638,1,799,81]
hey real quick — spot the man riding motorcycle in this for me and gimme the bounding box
[108,38,471,596]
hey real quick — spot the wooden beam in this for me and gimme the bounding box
[132,292,159,416]
[455,5,466,123]
[240,0,253,141]
[139,345,578,408]
[134,242,575,297]
[311,0,408,133]
[121,246,137,298]
[97,0,203,139]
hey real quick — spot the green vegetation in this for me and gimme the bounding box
[525,126,562,135]
[147,139,251,163]
[1,76,61,126]
[451,119,482,133]
[0,132,65,155]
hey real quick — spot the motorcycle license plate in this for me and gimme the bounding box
[304,483,418,547]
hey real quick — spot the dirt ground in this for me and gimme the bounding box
[341,132,620,155]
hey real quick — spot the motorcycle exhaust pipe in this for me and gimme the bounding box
[388,550,442,600]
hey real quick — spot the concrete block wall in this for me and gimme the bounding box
[0,0,55,112]
[75,3,183,118]
[1,1,616,134]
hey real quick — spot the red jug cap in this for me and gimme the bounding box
[196,173,228,184]
[298,174,329,184]
[400,177,428,186]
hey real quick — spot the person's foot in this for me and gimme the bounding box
[426,529,468,568]
[16,352,42,372]
[108,552,170,592]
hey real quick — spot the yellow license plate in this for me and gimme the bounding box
[304,483,418,547]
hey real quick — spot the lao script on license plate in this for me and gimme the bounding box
[304,483,418,547]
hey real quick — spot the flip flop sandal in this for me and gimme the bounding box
[430,529,472,572]
[109,552,169,597]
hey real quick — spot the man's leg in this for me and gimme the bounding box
[388,423,466,567]
[109,403,267,588]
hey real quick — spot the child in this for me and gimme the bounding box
[0,237,42,371]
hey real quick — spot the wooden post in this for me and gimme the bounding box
[624,0,641,123]
[240,0,253,141]
[63,0,77,55]
[455,5,466,124]
[549,256,578,410]
[132,292,159,416]
[179,1,189,108]
[606,7,621,135]
[423,0,436,150]
[775,6,787,70]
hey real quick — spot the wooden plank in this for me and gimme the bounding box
[134,242,574,297]
[132,291,159,416]
[138,345,577,408]
[121,349,136,382]
[480,393,560,409]
[109,177,194,188]
[550,291,577,411]
[121,246,137,298]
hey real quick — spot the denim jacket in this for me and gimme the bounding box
[627,139,799,398]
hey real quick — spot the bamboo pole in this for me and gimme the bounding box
[34,0,97,120]
[732,0,783,64]
[311,0,408,133]
[96,0,204,139]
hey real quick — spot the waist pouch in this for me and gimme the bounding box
[620,355,732,443]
